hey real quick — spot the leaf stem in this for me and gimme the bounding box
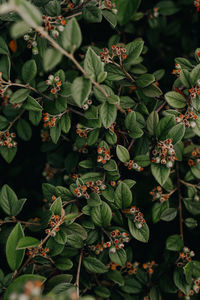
[75,248,84,299]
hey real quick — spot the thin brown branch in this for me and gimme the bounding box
[128,138,136,152]
[75,248,84,300]
[179,179,200,190]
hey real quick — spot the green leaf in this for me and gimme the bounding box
[71,77,91,107]
[50,196,62,215]
[23,96,42,112]
[0,184,26,216]
[152,201,169,224]
[157,1,180,16]
[17,236,40,249]
[91,201,112,226]
[3,274,46,300]
[125,39,144,62]
[94,84,114,102]
[183,198,200,215]
[22,59,37,83]
[128,218,149,243]
[94,286,111,298]
[134,155,150,167]
[165,91,186,109]
[0,147,17,164]
[83,256,108,274]
[50,120,61,144]
[160,208,177,222]
[16,0,42,27]
[84,47,104,81]
[109,248,127,266]
[54,257,73,271]
[102,10,117,28]
[147,111,159,136]
[106,64,125,81]
[116,0,141,25]
[180,69,191,88]
[173,268,191,295]
[6,223,25,271]
[116,145,130,163]
[10,21,31,39]
[166,234,184,251]
[184,261,200,285]
[87,192,102,207]
[106,270,124,286]
[143,84,162,97]
[167,123,185,145]
[83,5,102,23]
[0,115,9,130]
[120,277,143,294]
[115,182,132,209]
[60,114,71,133]
[16,118,32,141]
[100,102,117,128]
[29,110,42,126]
[43,48,62,71]
[0,36,9,55]
[156,115,176,139]
[10,89,30,104]
[184,218,198,229]
[190,64,200,86]
[0,55,11,81]
[151,164,170,186]
[60,18,82,52]
[136,74,155,88]
[150,286,162,300]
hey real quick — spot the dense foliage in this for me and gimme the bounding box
[0,0,200,299]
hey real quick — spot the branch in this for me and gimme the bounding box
[75,248,84,299]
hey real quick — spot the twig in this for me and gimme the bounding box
[176,163,184,241]
[0,109,25,134]
[128,139,135,152]
[156,100,167,113]
[179,179,200,190]
[75,248,84,300]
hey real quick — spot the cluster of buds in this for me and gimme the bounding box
[193,277,200,294]
[74,180,106,199]
[10,280,43,300]
[42,15,66,38]
[89,243,104,255]
[73,143,88,154]
[0,131,17,148]
[123,206,146,229]
[177,247,195,267]
[172,63,181,76]
[150,186,169,203]
[124,160,144,172]
[42,163,57,181]
[76,124,91,139]
[151,139,177,168]
[0,93,9,106]
[100,44,127,64]
[45,214,62,237]
[43,113,57,128]
[26,247,49,258]
[176,111,197,128]
[46,74,62,94]
[97,146,111,164]
[109,122,116,133]
[142,261,156,275]
[23,28,38,55]
[188,147,200,167]
[194,0,200,12]
[188,82,200,98]
[107,229,130,253]
[149,7,160,19]
[82,99,92,111]
[106,262,119,270]
[126,261,140,275]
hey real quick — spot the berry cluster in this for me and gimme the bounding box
[188,148,200,167]
[0,131,17,148]
[124,160,144,172]
[176,111,197,128]
[10,280,42,300]
[150,186,169,203]
[142,261,156,275]
[45,214,63,237]
[123,206,146,229]
[90,230,130,255]
[100,44,127,64]
[46,74,62,94]
[74,180,106,199]
[189,82,200,98]
[193,277,200,294]
[82,99,93,111]
[194,0,200,12]
[172,63,181,76]
[177,247,195,267]
[126,261,140,275]
[26,247,49,257]
[76,126,89,139]
[24,28,38,55]
[106,261,119,270]
[97,146,111,164]
[42,15,66,38]
[151,139,177,168]
[43,113,56,128]
[42,163,57,181]
[149,7,159,19]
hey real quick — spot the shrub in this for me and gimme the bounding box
[0,0,200,299]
